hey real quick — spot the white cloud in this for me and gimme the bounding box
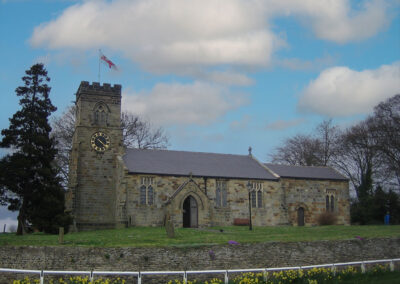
[265,118,305,130]
[0,218,18,232]
[33,54,51,66]
[202,71,254,86]
[309,0,389,43]
[30,0,390,75]
[230,115,251,130]
[0,207,18,233]
[30,0,279,73]
[265,0,389,43]
[298,62,400,116]
[122,81,249,126]
[204,133,225,142]
[275,55,336,71]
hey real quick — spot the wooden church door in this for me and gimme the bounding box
[297,207,305,226]
[183,196,198,228]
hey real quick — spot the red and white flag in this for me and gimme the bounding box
[100,51,118,70]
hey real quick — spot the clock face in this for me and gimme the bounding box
[91,132,111,152]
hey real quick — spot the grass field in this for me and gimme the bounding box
[0,225,399,247]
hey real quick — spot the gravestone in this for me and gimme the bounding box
[165,213,175,238]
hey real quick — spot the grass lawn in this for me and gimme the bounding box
[0,225,399,247]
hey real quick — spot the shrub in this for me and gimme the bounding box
[317,212,337,225]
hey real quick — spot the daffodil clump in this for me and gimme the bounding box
[167,280,198,284]
[13,276,126,284]
[166,264,392,284]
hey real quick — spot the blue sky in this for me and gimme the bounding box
[0,0,399,227]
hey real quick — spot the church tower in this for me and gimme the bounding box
[66,81,123,231]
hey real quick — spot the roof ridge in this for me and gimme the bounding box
[252,157,280,178]
[126,147,251,158]
[264,162,332,169]
[123,148,278,180]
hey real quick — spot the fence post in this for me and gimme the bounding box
[40,270,44,284]
[58,227,64,244]
[90,270,94,282]
[361,262,366,273]
[390,260,394,272]
[224,270,229,284]
[263,269,268,282]
[183,271,187,284]
[138,271,141,284]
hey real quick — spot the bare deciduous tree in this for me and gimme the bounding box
[51,106,75,188]
[270,119,339,167]
[331,120,382,198]
[316,119,340,166]
[270,134,323,166]
[369,94,400,188]
[121,112,169,149]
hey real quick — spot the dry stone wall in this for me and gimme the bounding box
[1,238,399,283]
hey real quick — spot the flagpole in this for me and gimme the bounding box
[98,49,101,83]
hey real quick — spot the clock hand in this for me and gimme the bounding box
[98,139,106,147]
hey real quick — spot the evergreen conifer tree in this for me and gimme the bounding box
[0,63,71,234]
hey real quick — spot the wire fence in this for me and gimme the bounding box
[1,258,400,284]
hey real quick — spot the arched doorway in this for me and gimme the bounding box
[297,207,305,226]
[183,195,198,228]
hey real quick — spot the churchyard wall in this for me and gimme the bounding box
[0,238,398,283]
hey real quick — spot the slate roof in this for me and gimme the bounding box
[123,148,278,180]
[264,163,348,181]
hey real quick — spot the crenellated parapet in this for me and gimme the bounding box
[77,81,121,99]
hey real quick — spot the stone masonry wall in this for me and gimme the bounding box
[0,238,399,283]
[283,178,350,226]
[66,82,124,230]
[124,174,284,227]
[124,174,350,228]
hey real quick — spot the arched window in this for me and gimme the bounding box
[215,187,221,206]
[222,188,227,207]
[257,190,262,208]
[148,185,154,205]
[326,189,336,212]
[326,195,330,211]
[139,177,155,205]
[140,185,146,205]
[93,103,109,126]
[250,181,263,208]
[216,180,228,207]
[298,207,305,226]
[251,190,257,208]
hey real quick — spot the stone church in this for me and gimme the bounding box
[66,81,350,231]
